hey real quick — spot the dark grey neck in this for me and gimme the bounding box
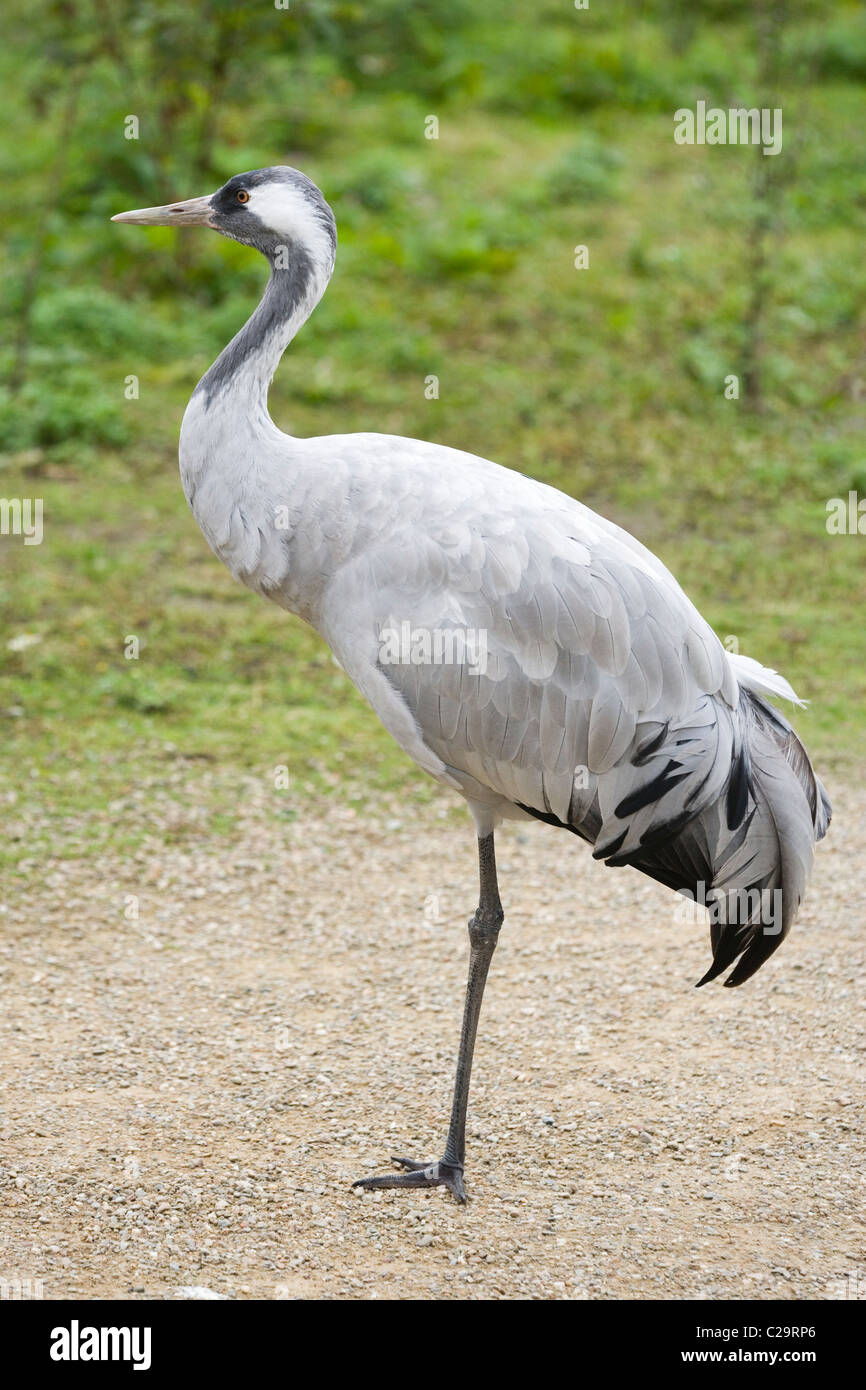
[193,248,319,412]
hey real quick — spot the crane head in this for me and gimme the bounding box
[112,166,336,276]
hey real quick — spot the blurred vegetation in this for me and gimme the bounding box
[1,0,864,871]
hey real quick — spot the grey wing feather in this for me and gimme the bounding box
[357,515,740,863]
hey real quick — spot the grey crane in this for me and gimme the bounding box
[113,167,831,1201]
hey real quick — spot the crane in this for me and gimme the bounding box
[113,167,831,1202]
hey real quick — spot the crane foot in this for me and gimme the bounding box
[352,1155,467,1202]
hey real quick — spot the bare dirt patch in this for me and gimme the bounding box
[0,783,862,1300]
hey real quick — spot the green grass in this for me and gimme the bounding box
[1,3,864,874]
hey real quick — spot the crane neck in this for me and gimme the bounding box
[191,248,330,423]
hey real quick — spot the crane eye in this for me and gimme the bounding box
[236,190,250,204]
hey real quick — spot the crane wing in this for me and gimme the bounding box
[320,463,740,859]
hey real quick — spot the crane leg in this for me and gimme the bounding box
[352,832,503,1203]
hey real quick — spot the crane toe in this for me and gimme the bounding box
[352,1155,467,1202]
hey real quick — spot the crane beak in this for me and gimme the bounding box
[111,194,215,227]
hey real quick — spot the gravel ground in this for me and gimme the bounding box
[0,778,862,1301]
